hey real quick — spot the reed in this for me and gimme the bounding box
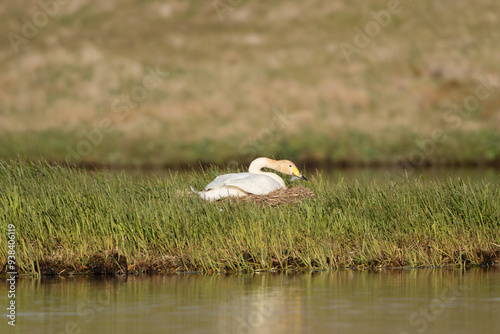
[1,159,499,276]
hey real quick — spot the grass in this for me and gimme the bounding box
[1,159,499,276]
[1,0,500,167]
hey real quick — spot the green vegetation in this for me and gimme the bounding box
[1,159,499,276]
[1,1,500,167]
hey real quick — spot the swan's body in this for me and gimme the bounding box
[193,157,307,201]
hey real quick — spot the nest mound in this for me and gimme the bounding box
[221,186,315,206]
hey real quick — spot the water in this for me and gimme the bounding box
[134,166,500,184]
[2,267,500,334]
[323,167,500,184]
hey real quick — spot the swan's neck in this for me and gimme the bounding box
[248,157,274,173]
[248,157,286,188]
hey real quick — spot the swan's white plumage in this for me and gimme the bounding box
[193,157,307,201]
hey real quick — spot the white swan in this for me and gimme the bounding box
[193,157,308,201]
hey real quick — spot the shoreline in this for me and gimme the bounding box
[1,159,499,277]
[1,261,499,278]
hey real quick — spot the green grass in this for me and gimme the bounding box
[1,159,499,276]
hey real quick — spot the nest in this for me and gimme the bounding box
[220,186,315,207]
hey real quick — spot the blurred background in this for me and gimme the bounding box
[1,0,499,169]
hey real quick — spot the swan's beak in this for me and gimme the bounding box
[292,167,308,181]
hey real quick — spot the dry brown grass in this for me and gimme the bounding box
[1,0,499,166]
[219,186,315,207]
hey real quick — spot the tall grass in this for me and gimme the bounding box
[1,159,499,275]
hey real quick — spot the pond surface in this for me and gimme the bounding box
[323,167,500,184]
[135,166,500,184]
[2,267,500,334]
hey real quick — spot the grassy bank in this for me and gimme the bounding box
[1,1,500,167]
[1,159,499,276]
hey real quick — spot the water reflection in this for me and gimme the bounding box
[1,267,499,333]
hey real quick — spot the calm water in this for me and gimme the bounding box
[136,167,500,184]
[2,268,500,334]
[323,167,500,184]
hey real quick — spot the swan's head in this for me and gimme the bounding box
[277,160,308,181]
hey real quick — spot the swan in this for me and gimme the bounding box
[192,157,308,201]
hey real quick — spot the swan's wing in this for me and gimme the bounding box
[224,174,283,195]
[204,173,283,195]
[199,187,248,201]
[204,173,252,191]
